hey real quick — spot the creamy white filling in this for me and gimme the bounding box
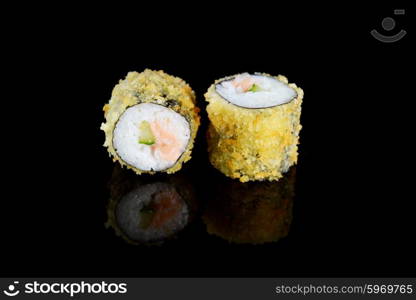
[216,73,296,108]
[113,103,190,171]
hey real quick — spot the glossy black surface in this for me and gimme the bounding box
[3,4,414,277]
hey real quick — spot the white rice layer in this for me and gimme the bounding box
[113,103,190,171]
[216,73,297,108]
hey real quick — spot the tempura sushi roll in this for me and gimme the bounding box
[202,166,295,244]
[205,73,303,182]
[101,69,200,174]
[105,165,197,245]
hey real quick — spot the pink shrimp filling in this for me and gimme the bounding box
[231,76,255,92]
[149,120,182,163]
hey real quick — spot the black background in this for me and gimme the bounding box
[2,4,414,277]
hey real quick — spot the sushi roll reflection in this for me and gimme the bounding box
[202,167,295,244]
[101,69,200,174]
[205,73,303,182]
[106,166,197,245]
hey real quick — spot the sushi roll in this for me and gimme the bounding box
[105,165,197,245]
[205,72,303,182]
[202,166,296,244]
[101,69,200,174]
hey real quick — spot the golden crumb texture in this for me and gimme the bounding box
[205,73,303,182]
[100,69,200,174]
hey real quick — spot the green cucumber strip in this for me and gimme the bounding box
[138,121,155,145]
[248,83,261,92]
